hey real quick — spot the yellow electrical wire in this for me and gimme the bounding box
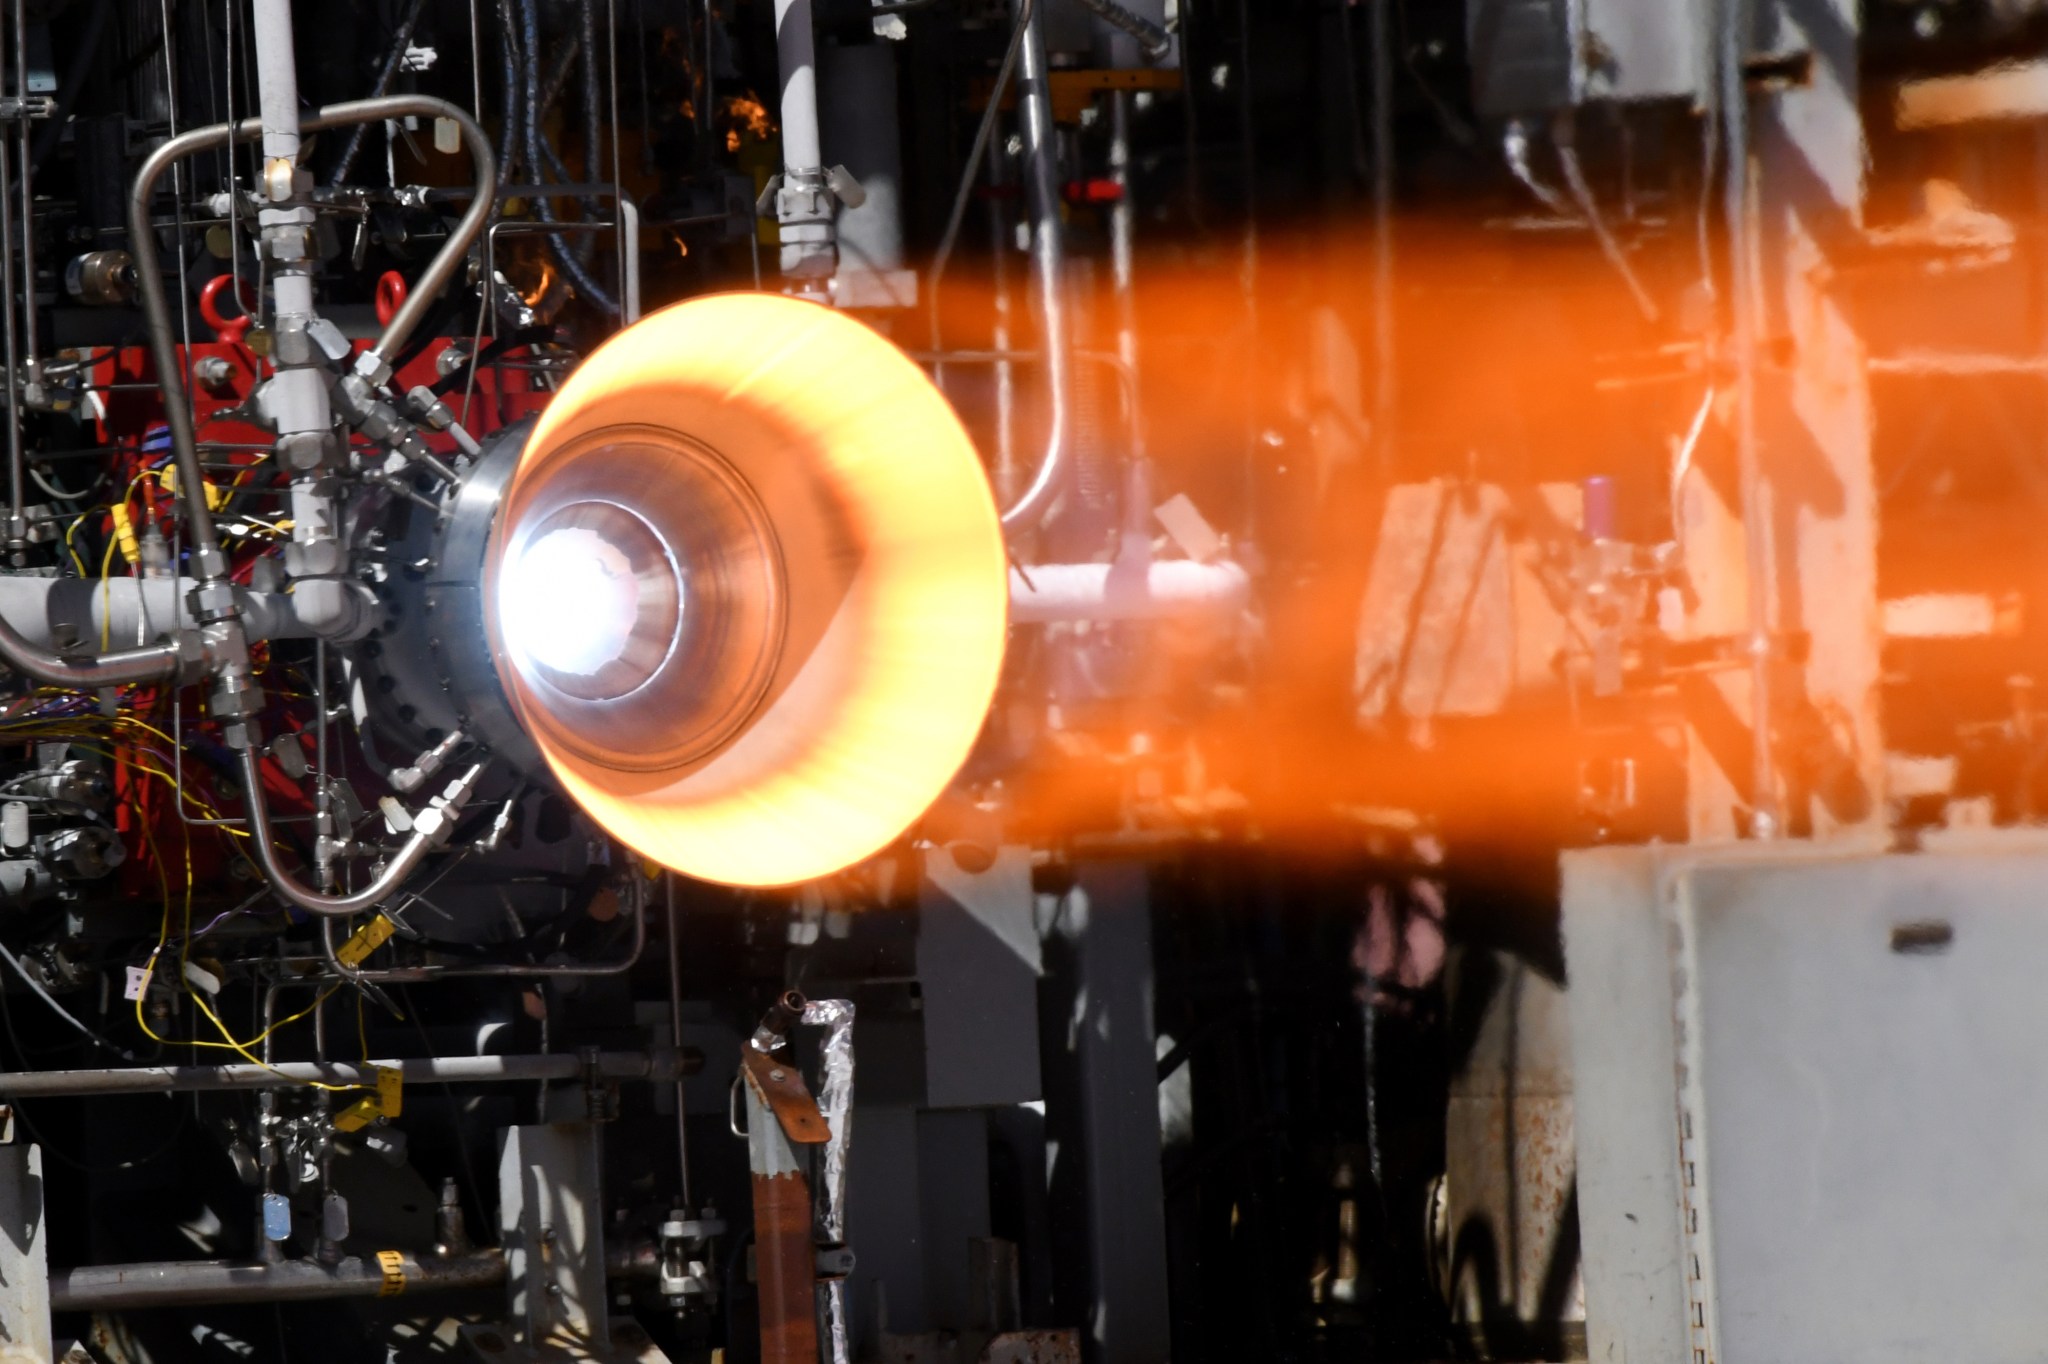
[62,504,100,579]
[129,784,361,1092]
[0,664,357,1088]
[98,534,118,651]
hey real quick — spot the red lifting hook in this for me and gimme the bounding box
[198,274,258,345]
[375,271,408,328]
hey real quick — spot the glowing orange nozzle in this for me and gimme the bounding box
[485,293,1010,887]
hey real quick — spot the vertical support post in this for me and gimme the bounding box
[1681,0,1881,840]
[1108,90,1151,554]
[989,138,1018,499]
[499,1123,613,1350]
[743,1066,822,1364]
[1039,862,1170,1364]
[0,1141,50,1364]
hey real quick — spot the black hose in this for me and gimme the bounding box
[579,0,603,199]
[494,0,523,197]
[517,0,619,314]
[540,32,581,115]
[331,0,434,185]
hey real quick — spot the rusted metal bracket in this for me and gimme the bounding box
[739,1047,831,1146]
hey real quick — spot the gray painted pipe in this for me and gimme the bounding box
[49,1244,659,1311]
[51,1251,508,1311]
[0,1049,699,1098]
[1008,560,1250,623]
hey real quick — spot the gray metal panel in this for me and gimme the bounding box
[1445,948,1582,1351]
[1582,0,1704,103]
[820,43,907,277]
[917,1110,993,1331]
[919,848,1043,1109]
[1468,0,1703,113]
[844,1106,927,1350]
[1467,0,1576,116]
[1560,848,1688,1364]
[499,1123,611,1348]
[1686,849,2048,1364]
[1040,863,1170,1364]
[0,1143,49,1364]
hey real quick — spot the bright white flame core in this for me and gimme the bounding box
[500,526,646,679]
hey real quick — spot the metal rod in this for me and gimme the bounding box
[0,78,20,555]
[988,137,1017,498]
[12,0,34,407]
[1720,0,1779,837]
[667,876,693,1210]
[0,1048,699,1099]
[998,0,1072,534]
[1370,0,1395,478]
[1108,88,1149,552]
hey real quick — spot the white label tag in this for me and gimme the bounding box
[124,965,150,1001]
[434,117,460,155]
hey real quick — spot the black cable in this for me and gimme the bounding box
[399,984,492,1245]
[0,940,138,1061]
[495,0,523,198]
[4,1091,189,1173]
[578,0,603,207]
[0,981,189,1172]
[518,0,620,315]
[331,0,434,185]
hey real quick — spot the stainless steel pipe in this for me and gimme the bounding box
[998,0,1073,534]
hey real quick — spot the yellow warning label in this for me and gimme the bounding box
[376,1249,406,1297]
[335,914,397,968]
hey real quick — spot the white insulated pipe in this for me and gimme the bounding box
[1008,560,1250,624]
[249,0,303,166]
